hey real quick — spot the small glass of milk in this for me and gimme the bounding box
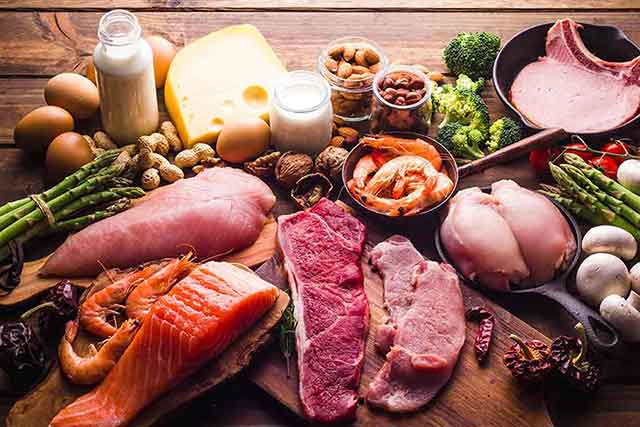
[270,71,333,155]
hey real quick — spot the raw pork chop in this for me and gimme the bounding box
[440,188,529,291]
[367,236,465,413]
[277,198,368,423]
[510,19,640,133]
[42,168,275,277]
[492,180,576,284]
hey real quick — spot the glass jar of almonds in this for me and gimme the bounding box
[318,37,388,122]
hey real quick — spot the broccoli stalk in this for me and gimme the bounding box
[486,117,522,153]
[437,122,485,160]
[443,32,501,80]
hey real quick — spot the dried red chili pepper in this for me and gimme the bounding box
[0,241,24,295]
[550,323,601,392]
[465,306,494,363]
[503,335,552,383]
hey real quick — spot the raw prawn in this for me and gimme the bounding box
[79,265,158,338]
[58,319,140,385]
[126,254,195,321]
[363,155,438,199]
[361,135,443,171]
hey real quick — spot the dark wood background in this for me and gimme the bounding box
[1,1,639,425]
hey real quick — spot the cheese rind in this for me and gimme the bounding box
[165,25,286,147]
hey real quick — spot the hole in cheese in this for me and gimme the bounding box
[243,85,269,110]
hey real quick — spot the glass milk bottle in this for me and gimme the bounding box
[93,10,159,145]
[270,71,333,155]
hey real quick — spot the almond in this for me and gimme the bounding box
[330,136,345,147]
[337,61,353,78]
[351,65,370,75]
[354,49,368,67]
[427,71,445,83]
[337,126,359,144]
[343,44,356,61]
[328,45,344,59]
[369,62,382,74]
[325,57,339,73]
[364,48,380,65]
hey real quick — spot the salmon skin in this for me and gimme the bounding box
[50,261,279,427]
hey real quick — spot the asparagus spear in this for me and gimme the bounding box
[560,164,640,227]
[539,189,607,226]
[0,150,121,217]
[549,163,640,239]
[45,198,132,235]
[564,153,640,213]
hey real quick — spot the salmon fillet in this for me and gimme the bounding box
[50,261,279,427]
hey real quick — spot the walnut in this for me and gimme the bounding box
[291,173,333,209]
[275,152,314,189]
[244,151,281,178]
[315,146,348,182]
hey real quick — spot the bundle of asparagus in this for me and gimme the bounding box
[540,153,640,240]
[0,147,144,264]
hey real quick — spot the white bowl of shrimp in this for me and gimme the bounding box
[343,132,458,218]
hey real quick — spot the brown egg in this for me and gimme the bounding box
[216,117,270,163]
[85,58,97,84]
[146,35,177,88]
[46,132,95,183]
[44,73,100,120]
[14,106,75,154]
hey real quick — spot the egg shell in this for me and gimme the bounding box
[146,35,177,88]
[216,117,270,163]
[14,106,75,154]
[46,132,95,183]
[45,73,100,120]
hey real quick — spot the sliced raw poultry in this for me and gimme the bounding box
[277,198,368,423]
[41,168,275,277]
[367,236,465,413]
[510,19,640,133]
[50,261,279,427]
[492,180,576,284]
[440,188,529,292]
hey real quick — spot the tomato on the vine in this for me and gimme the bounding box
[564,142,593,162]
[590,156,619,179]
[529,148,552,174]
[601,141,630,165]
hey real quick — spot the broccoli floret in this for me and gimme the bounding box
[455,74,485,93]
[437,89,490,141]
[486,117,522,153]
[437,122,485,160]
[443,32,501,80]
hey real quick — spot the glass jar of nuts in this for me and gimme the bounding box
[318,36,388,123]
[370,65,433,134]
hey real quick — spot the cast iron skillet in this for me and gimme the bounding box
[493,21,640,137]
[434,188,621,356]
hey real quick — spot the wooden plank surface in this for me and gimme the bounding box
[2,0,639,11]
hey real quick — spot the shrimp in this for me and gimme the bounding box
[352,180,435,216]
[362,135,443,171]
[79,265,157,338]
[126,254,194,321]
[364,155,438,198]
[350,154,379,189]
[59,319,140,385]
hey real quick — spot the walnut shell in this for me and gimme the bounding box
[275,151,314,189]
[291,173,333,209]
[315,146,348,182]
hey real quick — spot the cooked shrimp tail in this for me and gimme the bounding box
[362,135,443,171]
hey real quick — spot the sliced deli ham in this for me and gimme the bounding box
[367,236,465,413]
[277,198,368,423]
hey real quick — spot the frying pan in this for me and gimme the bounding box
[434,187,621,356]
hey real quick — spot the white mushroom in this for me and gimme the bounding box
[576,253,630,307]
[617,159,640,194]
[629,263,640,295]
[600,291,640,342]
[582,225,638,260]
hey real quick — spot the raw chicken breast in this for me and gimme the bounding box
[440,188,529,291]
[42,168,275,277]
[492,180,576,284]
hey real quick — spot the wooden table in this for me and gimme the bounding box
[1,1,639,425]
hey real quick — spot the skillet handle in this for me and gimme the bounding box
[535,282,619,355]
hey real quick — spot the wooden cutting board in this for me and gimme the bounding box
[0,216,277,307]
[248,209,554,427]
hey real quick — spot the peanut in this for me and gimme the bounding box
[192,143,216,162]
[174,149,200,168]
[158,163,184,183]
[160,121,183,152]
[141,168,161,190]
[93,131,118,150]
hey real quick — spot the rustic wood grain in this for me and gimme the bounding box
[2,0,638,11]
[5,290,290,427]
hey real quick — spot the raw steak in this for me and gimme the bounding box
[367,236,465,413]
[41,168,275,277]
[511,19,640,133]
[277,198,368,423]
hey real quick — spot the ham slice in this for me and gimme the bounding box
[277,198,368,423]
[41,168,275,277]
[367,236,465,413]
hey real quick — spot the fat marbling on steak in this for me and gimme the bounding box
[277,198,368,423]
[510,19,640,133]
[367,236,465,413]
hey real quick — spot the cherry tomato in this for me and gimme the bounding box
[563,142,593,162]
[529,148,552,174]
[590,156,619,179]
[601,141,630,165]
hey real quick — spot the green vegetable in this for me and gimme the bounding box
[435,88,490,138]
[437,122,485,160]
[45,198,132,235]
[443,32,501,80]
[486,117,521,153]
[455,74,485,93]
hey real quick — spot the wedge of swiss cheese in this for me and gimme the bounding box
[165,25,287,147]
